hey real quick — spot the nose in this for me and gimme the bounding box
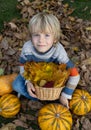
[39,35,45,43]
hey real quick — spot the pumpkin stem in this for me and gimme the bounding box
[55,113,60,118]
[81,96,86,100]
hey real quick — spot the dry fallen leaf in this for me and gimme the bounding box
[0,123,16,130]
[8,22,18,30]
[72,118,80,130]
[61,40,70,46]
[82,57,91,65]
[28,100,43,110]
[13,119,28,128]
[81,117,91,130]
[23,0,30,5]
[1,38,9,50]
[0,35,3,42]
[86,27,91,30]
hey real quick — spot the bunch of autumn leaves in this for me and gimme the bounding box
[23,62,70,88]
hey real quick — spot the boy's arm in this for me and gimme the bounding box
[56,43,80,99]
[19,53,26,75]
[61,60,80,99]
[19,41,34,84]
[19,42,29,75]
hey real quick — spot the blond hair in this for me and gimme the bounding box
[29,12,61,43]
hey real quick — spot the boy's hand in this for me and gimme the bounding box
[59,95,69,109]
[27,82,37,98]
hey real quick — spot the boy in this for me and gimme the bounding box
[13,12,80,108]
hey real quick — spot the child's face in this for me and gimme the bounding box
[31,32,55,53]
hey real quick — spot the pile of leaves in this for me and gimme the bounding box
[24,62,70,87]
[0,0,91,129]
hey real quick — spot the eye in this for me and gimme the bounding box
[45,34,50,37]
[33,34,40,37]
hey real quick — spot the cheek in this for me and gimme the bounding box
[48,39,54,45]
[32,37,37,43]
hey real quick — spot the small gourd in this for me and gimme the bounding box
[0,73,17,96]
[0,94,21,118]
[38,103,72,130]
[69,89,91,115]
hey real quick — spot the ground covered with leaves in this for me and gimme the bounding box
[0,0,91,129]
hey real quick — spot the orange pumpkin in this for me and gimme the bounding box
[0,73,17,96]
[0,94,21,118]
[69,89,91,115]
[38,103,72,130]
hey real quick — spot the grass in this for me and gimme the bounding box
[0,0,91,32]
[63,0,91,20]
[0,0,21,32]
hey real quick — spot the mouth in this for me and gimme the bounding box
[38,45,46,47]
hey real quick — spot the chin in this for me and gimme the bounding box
[39,50,47,53]
[38,49,48,53]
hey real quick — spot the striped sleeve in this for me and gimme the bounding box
[61,60,80,99]
[19,41,32,75]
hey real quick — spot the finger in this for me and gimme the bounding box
[28,90,37,98]
[28,82,35,92]
[30,85,35,92]
[27,82,35,91]
[66,103,69,109]
[27,86,37,98]
[64,100,69,109]
[67,101,69,109]
[30,92,37,98]
[60,97,69,109]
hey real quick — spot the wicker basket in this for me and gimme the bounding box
[35,85,64,100]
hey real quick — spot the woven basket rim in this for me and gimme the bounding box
[34,85,65,89]
[35,85,64,100]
